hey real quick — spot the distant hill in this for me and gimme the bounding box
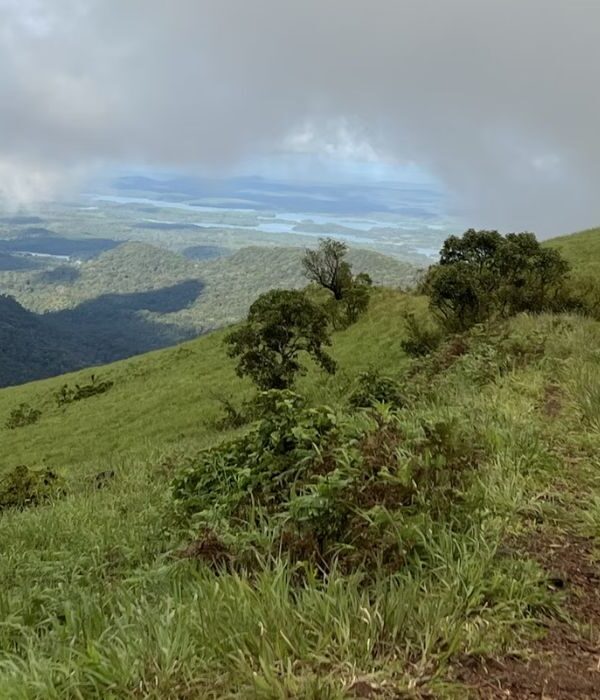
[0,242,416,386]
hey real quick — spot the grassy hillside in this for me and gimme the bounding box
[0,289,413,470]
[545,226,600,276]
[0,275,599,697]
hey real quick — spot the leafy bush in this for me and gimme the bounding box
[172,391,477,569]
[55,375,114,406]
[5,403,42,429]
[0,465,64,512]
[424,229,571,331]
[349,369,406,409]
[400,311,443,357]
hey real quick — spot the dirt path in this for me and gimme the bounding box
[456,530,600,699]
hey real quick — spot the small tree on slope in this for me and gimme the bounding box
[225,289,336,390]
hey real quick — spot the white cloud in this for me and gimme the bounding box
[0,0,599,234]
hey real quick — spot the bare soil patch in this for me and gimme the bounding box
[456,529,600,699]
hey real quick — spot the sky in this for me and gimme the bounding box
[0,0,599,235]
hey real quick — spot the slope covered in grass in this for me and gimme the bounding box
[0,272,599,697]
[0,289,414,471]
[545,226,600,276]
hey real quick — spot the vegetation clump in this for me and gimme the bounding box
[225,289,336,390]
[55,375,114,406]
[0,465,64,512]
[172,390,476,569]
[303,238,373,326]
[424,229,572,331]
[348,368,406,408]
[400,310,443,357]
[5,402,42,429]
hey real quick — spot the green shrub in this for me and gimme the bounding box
[424,229,572,331]
[5,403,42,429]
[55,375,114,406]
[0,465,64,512]
[349,369,406,409]
[400,311,443,357]
[225,290,336,390]
[172,391,477,569]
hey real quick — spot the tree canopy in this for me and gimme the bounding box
[225,289,336,390]
[424,229,571,330]
[302,238,353,301]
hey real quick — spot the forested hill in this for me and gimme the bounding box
[0,295,90,386]
[0,242,416,387]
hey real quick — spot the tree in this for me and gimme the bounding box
[225,290,336,390]
[302,238,352,300]
[341,271,372,325]
[424,229,571,331]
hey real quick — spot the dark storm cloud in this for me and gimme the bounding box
[1,0,599,234]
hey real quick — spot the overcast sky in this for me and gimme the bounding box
[1,0,599,235]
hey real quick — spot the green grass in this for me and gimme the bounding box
[0,289,414,472]
[545,226,600,276]
[0,272,600,695]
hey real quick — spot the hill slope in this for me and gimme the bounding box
[545,225,600,276]
[0,280,599,696]
[1,228,600,697]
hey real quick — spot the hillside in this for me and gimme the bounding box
[0,256,599,697]
[545,226,600,276]
[0,294,90,386]
[0,243,416,386]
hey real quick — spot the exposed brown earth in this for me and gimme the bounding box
[456,529,600,699]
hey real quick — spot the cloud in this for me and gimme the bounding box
[1,0,600,234]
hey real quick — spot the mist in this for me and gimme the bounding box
[1,0,600,234]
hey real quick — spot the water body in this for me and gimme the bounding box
[90,194,448,258]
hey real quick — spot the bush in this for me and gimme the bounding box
[400,311,443,357]
[172,391,477,570]
[0,465,64,512]
[424,229,572,331]
[349,369,406,408]
[5,403,42,429]
[55,375,114,406]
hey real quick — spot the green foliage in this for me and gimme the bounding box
[55,375,114,406]
[5,402,41,429]
[0,465,64,511]
[302,238,353,301]
[348,369,406,408]
[303,239,373,326]
[1,283,600,695]
[424,229,571,331]
[400,310,443,357]
[225,289,336,390]
[172,390,476,568]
